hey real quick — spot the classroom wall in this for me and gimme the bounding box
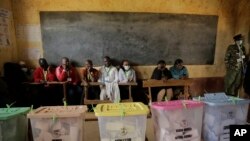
[10,0,246,79]
[235,0,250,56]
[0,0,17,76]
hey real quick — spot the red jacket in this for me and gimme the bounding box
[55,65,80,85]
[33,67,57,82]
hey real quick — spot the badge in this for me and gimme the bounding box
[67,77,72,82]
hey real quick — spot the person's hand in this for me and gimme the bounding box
[40,80,46,84]
[82,80,89,86]
[162,77,168,82]
[100,85,105,89]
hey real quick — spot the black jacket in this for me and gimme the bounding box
[151,67,172,80]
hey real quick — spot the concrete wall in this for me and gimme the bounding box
[0,0,17,75]
[8,0,248,79]
[235,0,250,56]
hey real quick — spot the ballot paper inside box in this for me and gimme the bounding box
[0,107,30,141]
[95,102,149,141]
[151,100,204,141]
[195,93,250,141]
[27,106,87,141]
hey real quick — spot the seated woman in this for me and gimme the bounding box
[118,60,136,99]
[170,59,190,99]
[118,60,136,83]
[151,60,173,102]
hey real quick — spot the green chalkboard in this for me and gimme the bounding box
[40,12,218,66]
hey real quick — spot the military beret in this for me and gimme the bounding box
[233,34,243,41]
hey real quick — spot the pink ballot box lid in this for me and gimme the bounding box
[27,106,87,118]
[151,100,203,110]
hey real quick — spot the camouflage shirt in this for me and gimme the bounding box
[225,44,246,71]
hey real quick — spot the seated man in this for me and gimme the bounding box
[33,58,57,106]
[170,59,190,99]
[33,58,57,83]
[151,60,173,101]
[98,56,120,102]
[56,57,82,105]
[82,59,99,99]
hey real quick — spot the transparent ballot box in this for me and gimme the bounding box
[28,106,87,141]
[194,93,250,141]
[0,107,30,141]
[151,100,204,141]
[95,102,149,141]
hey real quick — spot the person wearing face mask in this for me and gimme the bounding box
[118,60,136,100]
[151,60,173,102]
[33,58,57,83]
[56,57,82,105]
[19,61,33,82]
[98,56,120,102]
[224,34,246,96]
[118,60,136,83]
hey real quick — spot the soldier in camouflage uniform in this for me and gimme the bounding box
[224,34,246,96]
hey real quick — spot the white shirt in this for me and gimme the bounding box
[99,66,119,83]
[118,68,136,83]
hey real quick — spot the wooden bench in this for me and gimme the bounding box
[82,82,137,104]
[142,79,193,101]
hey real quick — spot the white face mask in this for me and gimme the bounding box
[124,66,130,70]
[22,68,28,72]
[236,40,243,46]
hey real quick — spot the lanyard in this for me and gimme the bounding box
[87,70,94,81]
[125,70,131,79]
[43,69,48,81]
[104,67,111,76]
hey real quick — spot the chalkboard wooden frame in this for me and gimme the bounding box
[40,12,218,66]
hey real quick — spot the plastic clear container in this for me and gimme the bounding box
[27,106,87,141]
[0,107,30,141]
[193,93,250,141]
[151,100,204,141]
[95,102,149,141]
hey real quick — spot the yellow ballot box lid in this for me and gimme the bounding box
[95,102,149,117]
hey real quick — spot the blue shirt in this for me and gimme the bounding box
[169,66,188,79]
